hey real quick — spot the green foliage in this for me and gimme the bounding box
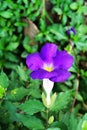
[0,72,9,88]
[0,0,87,129]
[50,90,73,111]
[0,85,5,99]
[47,128,61,130]
[19,99,45,115]
[77,114,87,130]
[70,2,78,10]
[6,87,29,101]
[49,24,68,41]
[16,114,45,130]
[23,36,38,53]
[3,101,17,122]
[17,65,29,81]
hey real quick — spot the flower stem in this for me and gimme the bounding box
[46,108,49,128]
[69,40,80,111]
[71,79,79,111]
[42,0,46,18]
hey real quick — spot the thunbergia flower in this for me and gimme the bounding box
[26,43,74,82]
[66,27,76,35]
[26,43,74,105]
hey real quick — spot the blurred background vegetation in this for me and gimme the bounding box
[0,0,87,130]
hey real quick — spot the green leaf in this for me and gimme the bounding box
[50,0,56,4]
[82,121,87,130]
[68,113,78,130]
[23,0,28,5]
[0,72,9,88]
[53,7,63,15]
[82,6,87,15]
[49,24,67,41]
[62,14,67,25]
[23,36,31,52]
[17,65,28,81]
[75,41,87,52]
[21,51,28,58]
[76,92,83,102]
[5,52,18,63]
[19,99,45,115]
[47,128,61,130]
[77,114,87,130]
[77,0,84,5]
[4,62,17,70]
[6,42,19,51]
[40,18,47,31]
[23,36,38,52]
[51,121,67,130]
[78,25,87,34]
[3,101,17,122]
[28,86,41,98]
[46,34,55,42]
[64,3,69,12]
[16,114,44,130]
[50,90,72,111]
[0,10,13,18]
[28,80,41,98]
[14,22,27,27]
[70,2,78,10]
[7,87,29,101]
[0,85,5,99]
[0,27,8,37]
[0,38,6,50]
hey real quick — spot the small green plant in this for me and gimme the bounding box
[0,0,87,129]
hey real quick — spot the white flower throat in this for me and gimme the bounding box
[43,78,54,106]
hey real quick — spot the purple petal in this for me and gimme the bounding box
[40,43,58,62]
[53,50,74,69]
[30,69,58,80]
[50,69,71,82]
[26,52,43,71]
[71,27,76,35]
[66,27,76,36]
[66,29,71,35]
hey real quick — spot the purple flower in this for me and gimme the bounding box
[26,43,74,82]
[66,27,76,35]
[71,27,76,35]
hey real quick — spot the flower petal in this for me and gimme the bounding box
[71,27,76,35]
[66,29,71,35]
[26,52,43,71]
[30,69,57,80]
[50,69,71,82]
[40,43,57,62]
[53,50,74,69]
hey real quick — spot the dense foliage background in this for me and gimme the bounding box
[0,0,87,130]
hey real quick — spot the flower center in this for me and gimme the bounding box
[44,67,53,72]
[43,64,53,72]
